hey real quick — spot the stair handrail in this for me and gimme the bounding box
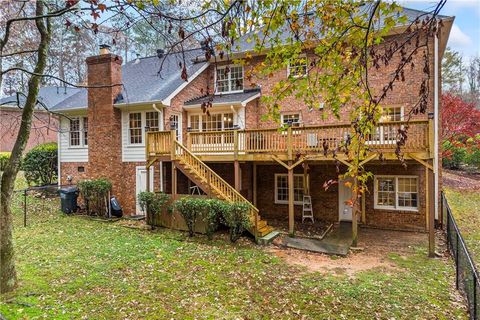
[173,140,259,238]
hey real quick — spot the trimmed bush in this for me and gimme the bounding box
[22,142,58,185]
[78,178,112,216]
[222,202,251,243]
[442,140,466,169]
[173,197,209,237]
[204,199,229,240]
[0,152,10,172]
[138,191,170,224]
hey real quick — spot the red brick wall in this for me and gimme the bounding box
[0,108,58,152]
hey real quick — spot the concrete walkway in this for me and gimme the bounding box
[282,222,352,256]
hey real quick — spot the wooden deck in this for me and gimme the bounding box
[146,120,433,162]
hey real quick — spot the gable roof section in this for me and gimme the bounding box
[0,87,82,110]
[51,48,209,112]
[231,6,451,54]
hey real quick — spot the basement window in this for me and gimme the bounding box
[374,175,418,211]
[274,173,307,205]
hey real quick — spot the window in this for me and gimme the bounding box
[381,107,403,122]
[145,112,159,132]
[281,113,301,126]
[374,176,418,211]
[189,112,235,132]
[83,117,88,146]
[275,174,307,205]
[368,107,404,144]
[287,56,308,78]
[215,65,243,93]
[129,112,142,144]
[70,118,80,146]
[69,117,88,147]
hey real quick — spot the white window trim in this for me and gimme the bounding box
[366,106,405,145]
[280,113,302,126]
[274,173,308,205]
[188,111,236,132]
[214,64,244,94]
[68,117,88,149]
[374,175,419,212]
[127,111,162,147]
[287,54,308,78]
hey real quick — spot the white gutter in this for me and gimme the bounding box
[57,129,61,187]
[434,30,439,220]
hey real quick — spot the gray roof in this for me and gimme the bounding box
[0,87,82,110]
[51,48,208,111]
[184,88,261,106]
[232,6,451,53]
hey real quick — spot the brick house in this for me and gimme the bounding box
[0,87,80,152]
[51,8,453,241]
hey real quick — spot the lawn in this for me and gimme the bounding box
[444,188,480,269]
[0,181,467,319]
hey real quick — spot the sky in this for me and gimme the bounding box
[398,0,480,59]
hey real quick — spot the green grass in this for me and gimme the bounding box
[0,182,467,319]
[444,188,480,268]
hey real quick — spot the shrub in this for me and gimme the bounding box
[204,199,229,240]
[222,202,251,243]
[173,197,209,237]
[78,178,112,216]
[22,142,58,185]
[442,140,466,169]
[138,191,170,224]
[0,152,10,172]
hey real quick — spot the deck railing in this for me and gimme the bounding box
[148,120,430,158]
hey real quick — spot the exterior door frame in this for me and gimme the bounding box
[338,177,353,221]
[135,166,154,215]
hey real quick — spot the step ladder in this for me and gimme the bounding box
[302,195,314,223]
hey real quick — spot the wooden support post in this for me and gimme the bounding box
[146,165,151,192]
[428,118,434,158]
[361,192,366,224]
[172,161,177,200]
[253,163,257,206]
[234,160,241,191]
[287,126,293,161]
[352,177,359,247]
[427,164,435,257]
[288,162,294,236]
[303,162,309,195]
[170,130,176,160]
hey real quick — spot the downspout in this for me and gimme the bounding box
[434,29,439,221]
[57,126,61,187]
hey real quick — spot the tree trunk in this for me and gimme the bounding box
[0,0,51,294]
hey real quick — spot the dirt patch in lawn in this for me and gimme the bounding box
[268,228,429,276]
[443,169,480,191]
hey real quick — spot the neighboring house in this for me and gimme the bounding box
[0,87,81,152]
[51,8,453,241]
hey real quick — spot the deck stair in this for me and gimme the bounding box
[172,140,275,239]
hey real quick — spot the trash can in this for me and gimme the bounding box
[110,196,123,217]
[59,187,79,214]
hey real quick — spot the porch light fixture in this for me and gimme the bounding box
[428,112,434,119]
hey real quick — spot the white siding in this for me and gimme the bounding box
[122,108,163,162]
[59,117,88,162]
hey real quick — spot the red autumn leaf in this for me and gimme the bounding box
[98,3,107,12]
[64,19,72,28]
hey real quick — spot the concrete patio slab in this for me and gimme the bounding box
[282,222,352,256]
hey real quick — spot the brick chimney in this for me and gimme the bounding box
[86,45,123,198]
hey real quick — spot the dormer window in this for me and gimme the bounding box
[287,55,308,78]
[215,65,243,94]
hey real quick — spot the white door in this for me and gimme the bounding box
[338,178,353,221]
[171,113,182,143]
[136,166,154,215]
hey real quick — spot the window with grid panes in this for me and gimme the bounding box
[281,113,300,126]
[129,112,142,144]
[145,112,159,132]
[375,176,418,210]
[70,118,80,146]
[275,174,306,204]
[216,65,243,93]
[83,117,88,146]
[288,56,307,78]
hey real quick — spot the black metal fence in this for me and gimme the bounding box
[13,185,61,228]
[444,192,480,320]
